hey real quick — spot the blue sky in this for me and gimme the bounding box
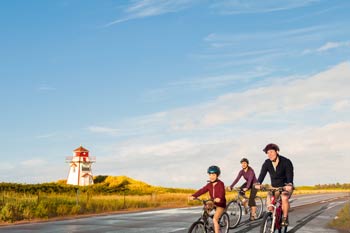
[1,0,350,188]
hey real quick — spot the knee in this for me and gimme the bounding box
[281,195,289,202]
[213,216,219,224]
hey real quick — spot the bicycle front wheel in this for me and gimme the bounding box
[226,200,241,229]
[219,212,230,233]
[255,196,264,218]
[260,212,274,233]
[188,221,206,233]
[278,226,287,233]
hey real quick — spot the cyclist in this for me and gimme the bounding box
[228,158,258,220]
[189,165,226,233]
[255,143,294,227]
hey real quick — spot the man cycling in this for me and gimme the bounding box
[255,143,294,226]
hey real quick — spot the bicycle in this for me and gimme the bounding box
[225,187,264,229]
[188,198,230,233]
[259,187,287,233]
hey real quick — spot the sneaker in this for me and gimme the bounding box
[244,207,248,215]
[281,217,289,226]
[250,213,257,221]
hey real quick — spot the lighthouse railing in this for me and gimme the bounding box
[65,156,96,163]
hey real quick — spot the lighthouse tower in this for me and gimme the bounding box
[66,146,96,186]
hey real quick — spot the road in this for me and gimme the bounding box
[0,192,348,233]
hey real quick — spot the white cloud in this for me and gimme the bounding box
[38,85,56,91]
[210,0,319,15]
[332,100,350,112]
[36,133,56,139]
[87,126,119,135]
[105,0,197,26]
[91,62,350,187]
[317,41,350,52]
[20,159,47,167]
[303,41,350,54]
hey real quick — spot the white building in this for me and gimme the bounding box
[66,146,96,186]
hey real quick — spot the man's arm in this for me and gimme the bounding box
[285,159,294,185]
[257,161,268,184]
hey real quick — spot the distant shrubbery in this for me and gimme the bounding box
[0,176,194,223]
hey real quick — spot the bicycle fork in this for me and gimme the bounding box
[267,204,277,233]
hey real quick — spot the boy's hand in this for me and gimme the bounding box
[214,198,221,203]
[188,196,195,201]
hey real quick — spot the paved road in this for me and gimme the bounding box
[0,192,348,233]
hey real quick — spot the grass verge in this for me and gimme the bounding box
[328,202,350,231]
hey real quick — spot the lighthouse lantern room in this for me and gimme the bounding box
[66,146,96,186]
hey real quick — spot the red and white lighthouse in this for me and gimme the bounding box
[66,146,96,186]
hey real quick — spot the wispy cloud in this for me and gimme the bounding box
[195,26,332,69]
[210,0,319,15]
[97,62,350,187]
[38,84,56,91]
[36,133,56,139]
[20,159,47,167]
[87,126,120,135]
[303,41,350,54]
[99,62,350,134]
[104,0,197,27]
[317,41,350,52]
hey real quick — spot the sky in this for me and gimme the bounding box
[1,0,350,189]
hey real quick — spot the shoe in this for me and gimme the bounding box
[250,213,257,221]
[244,207,248,215]
[281,217,289,226]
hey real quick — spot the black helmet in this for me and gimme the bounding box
[263,143,280,153]
[207,165,221,176]
[240,158,249,164]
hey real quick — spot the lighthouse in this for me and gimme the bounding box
[66,146,96,186]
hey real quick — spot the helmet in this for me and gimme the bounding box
[207,165,221,176]
[263,143,280,153]
[240,158,249,164]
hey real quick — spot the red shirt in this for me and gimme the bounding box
[192,179,226,208]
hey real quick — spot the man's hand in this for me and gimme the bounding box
[284,184,293,192]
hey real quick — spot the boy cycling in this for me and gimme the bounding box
[189,165,226,233]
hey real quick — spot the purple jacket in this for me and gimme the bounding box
[192,179,226,208]
[230,167,257,189]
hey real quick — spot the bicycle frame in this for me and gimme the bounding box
[264,187,285,232]
[266,189,283,231]
[188,198,229,233]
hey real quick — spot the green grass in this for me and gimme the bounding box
[328,202,350,231]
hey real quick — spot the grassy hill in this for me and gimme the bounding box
[0,176,195,223]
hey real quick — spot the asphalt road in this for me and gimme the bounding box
[0,192,348,233]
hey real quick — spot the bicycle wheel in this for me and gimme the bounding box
[226,200,241,228]
[255,196,264,219]
[188,221,206,233]
[278,226,287,233]
[260,212,274,233]
[219,212,230,233]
